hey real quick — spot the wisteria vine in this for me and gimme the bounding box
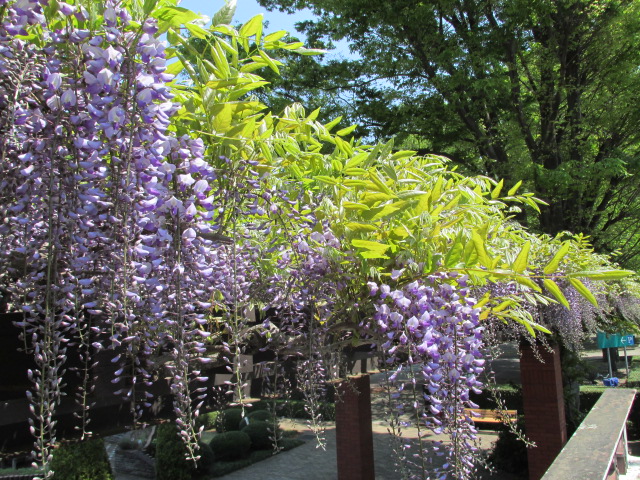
[365,274,485,479]
[0,2,627,480]
[0,0,233,471]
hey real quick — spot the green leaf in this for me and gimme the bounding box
[359,251,390,259]
[281,42,304,50]
[568,270,635,280]
[345,152,367,169]
[361,192,396,204]
[444,237,465,268]
[343,167,367,176]
[324,116,343,132]
[264,30,288,42]
[344,222,377,232]
[212,0,236,25]
[543,241,570,275]
[211,103,233,132]
[507,180,523,196]
[258,50,280,74]
[368,170,394,196]
[361,200,411,221]
[185,23,208,39]
[343,179,369,187]
[471,231,491,268]
[391,150,416,160]
[491,179,504,199]
[165,60,184,76]
[239,14,263,40]
[343,202,370,211]
[313,175,338,186]
[493,300,516,312]
[514,276,542,292]
[155,6,200,31]
[512,241,530,274]
[351,239,391,254]
[291,47,327,55]
[143,0,157,16]
[336,124,357,136]
[567,278,598,307]
[543,279,570,308]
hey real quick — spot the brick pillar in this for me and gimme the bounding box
[520,341,567,480]
[335,374,375,480]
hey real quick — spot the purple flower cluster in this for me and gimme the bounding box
[0,0,235,467]
[367,274,485,479]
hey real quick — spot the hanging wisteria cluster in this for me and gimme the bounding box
[537,278,604,351]
[365,274,485,479]
[0,0,244,470]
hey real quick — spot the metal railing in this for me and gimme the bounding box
[542,388,636,480]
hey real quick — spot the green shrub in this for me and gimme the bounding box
[195,411,220,431]
[195,441,215,474]
[209,431,251,460]
[241,420,279,450]
[217,407,245,432]
[486,416,528,477]
[469,384,523,411]
[51,438,112,480]
[247,410,273,423]
[155,423,195,480]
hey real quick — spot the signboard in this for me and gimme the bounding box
[596,332,635,349]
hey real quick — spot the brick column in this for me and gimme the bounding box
[335,374,375,480]
[520,341,567,480]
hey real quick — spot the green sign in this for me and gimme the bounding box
[596,332,635,349]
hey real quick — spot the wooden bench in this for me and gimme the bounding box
[464,408,517,425]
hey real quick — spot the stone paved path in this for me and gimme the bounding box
[104,432,155,480]
[216,419,508,480]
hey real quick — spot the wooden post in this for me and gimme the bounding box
[520,341,567,480]
[335,374,375,480]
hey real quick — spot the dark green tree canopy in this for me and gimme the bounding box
[257,0,640,267]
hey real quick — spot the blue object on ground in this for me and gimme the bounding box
[603,377,619,387]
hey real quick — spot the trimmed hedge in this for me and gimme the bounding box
[247,410,273,423]
[209,431,251,461]
[195,441,215,474]
[195,411,220,431]
[487,416,528,476]
[216,408,245,433]
[50,438,112,480]
[155,423,194,480]
[241,420,278,450]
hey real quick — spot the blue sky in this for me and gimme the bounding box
[180,0,314,37]
[179,0,352,58]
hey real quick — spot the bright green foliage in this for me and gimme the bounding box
[155,424,195,480]
[257,0,640,267]
[50,438,112,480]
[209,431,252,460]
[157,3,635,339]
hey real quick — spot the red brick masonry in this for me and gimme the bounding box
[335,374,375,480]
[520,342,567,480]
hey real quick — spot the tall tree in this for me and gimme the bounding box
[257,0,640,267]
